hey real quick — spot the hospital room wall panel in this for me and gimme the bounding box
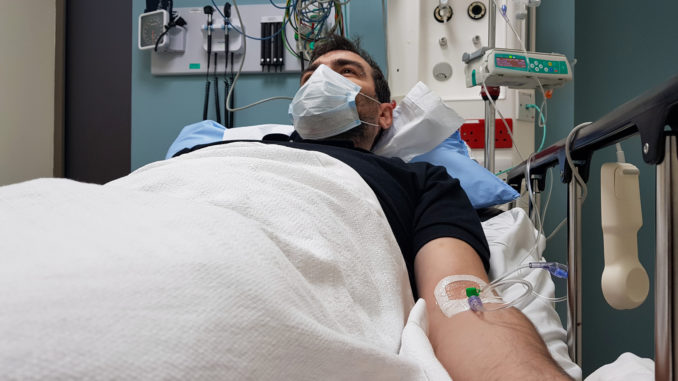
[573,0,678,374]
[130,0,386,170]
[0,0,58,186]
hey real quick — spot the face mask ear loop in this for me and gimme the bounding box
[358,92,382,105]
[360,120,380,127]
[357,93,384,128]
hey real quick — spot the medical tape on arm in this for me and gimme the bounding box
[434,275,503,317]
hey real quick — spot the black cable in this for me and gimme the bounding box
[202,6,214,120]
[154,27,170,52]
[224,2,231,127]
[144,0,160,13]
[203,81,211,121]
[153,0,186,52]
[214,53,221,124]
[228,52,235,128]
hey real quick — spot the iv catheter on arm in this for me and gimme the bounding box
[416,238,573,380]
[435,261,569,318]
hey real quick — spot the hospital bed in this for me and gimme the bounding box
[0,89,583,379]
[5,75,676,379]
[506,74,678,380]
[0,141,576,380]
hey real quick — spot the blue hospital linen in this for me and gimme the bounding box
[165,120,225,159]
[411,132,519,209]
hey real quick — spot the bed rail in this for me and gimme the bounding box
[505,74,678,380]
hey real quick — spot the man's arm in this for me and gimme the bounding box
[415,237,572,381]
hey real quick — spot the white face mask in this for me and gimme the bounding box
[288,64,380,140]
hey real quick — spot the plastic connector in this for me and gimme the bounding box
[466,287,484,311]
[529,262,568,279]
[468,295,484,311]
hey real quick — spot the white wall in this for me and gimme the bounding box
[0,0,57,186]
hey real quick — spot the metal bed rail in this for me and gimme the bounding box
[505,75,678,379]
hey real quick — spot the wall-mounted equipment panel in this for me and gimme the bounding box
[147,4,330,75]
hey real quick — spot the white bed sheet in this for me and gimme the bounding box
[584,352,654,381]
[0,142,579,379]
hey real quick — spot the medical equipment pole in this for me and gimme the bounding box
[484,103,496,173]
[528,177,541,226]
[528,6,536,52]
[567,177,583,366]
[484,0,497,173]
[655,135,678,381]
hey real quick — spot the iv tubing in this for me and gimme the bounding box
[491,261,568,303]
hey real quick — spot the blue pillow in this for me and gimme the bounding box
[411,131,519,209]
[166,120,226,159]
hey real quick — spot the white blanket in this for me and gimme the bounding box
[0,142,578,380]
[585,353,654,381]
[0,143,423,380]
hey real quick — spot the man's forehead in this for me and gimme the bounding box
[313,50,371,72]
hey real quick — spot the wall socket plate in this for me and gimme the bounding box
[517,90,536,122]
[459,119,513,149]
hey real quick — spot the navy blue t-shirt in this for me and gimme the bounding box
[176,138,491,297]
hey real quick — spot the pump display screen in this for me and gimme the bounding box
[496,57,527,69]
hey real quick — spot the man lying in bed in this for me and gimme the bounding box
[178,35,571,381]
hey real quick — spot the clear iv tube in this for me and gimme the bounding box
[450,261,568,314]
[491,261,569,303]
[472,278,534,312]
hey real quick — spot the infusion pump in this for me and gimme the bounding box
[465,48,572,89]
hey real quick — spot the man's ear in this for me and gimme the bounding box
[378,102,394,130]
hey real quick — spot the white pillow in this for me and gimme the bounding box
[372,81,464,161]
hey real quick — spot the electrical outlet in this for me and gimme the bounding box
[460,120,484,148]
[460,119,513,149]
[494,119,513,148]
[518,90,536,122]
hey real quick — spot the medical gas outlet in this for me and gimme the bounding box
[464,48,572,90]
[600,162,649,310]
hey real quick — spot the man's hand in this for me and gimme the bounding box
[415,237,572,381]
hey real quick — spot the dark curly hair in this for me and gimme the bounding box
[308,35,390,103]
